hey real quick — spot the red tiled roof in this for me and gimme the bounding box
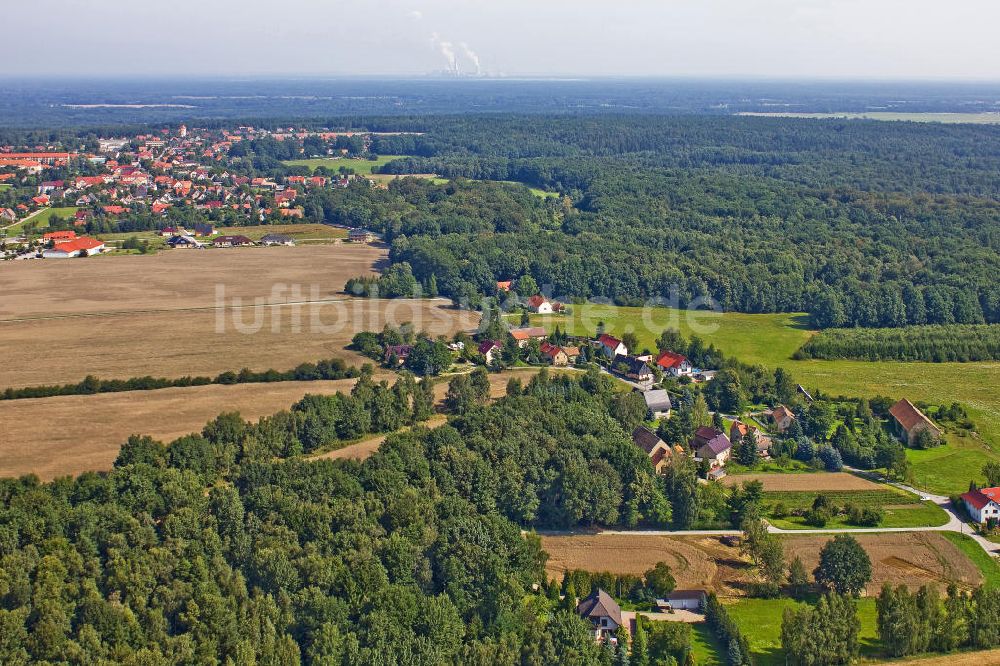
[889,399,939,434]
[52,237,103,253]
[655,350,688,370]
[599,333,623,349]
[961,488,1000,511]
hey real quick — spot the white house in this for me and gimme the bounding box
[655,350,694,377]
[659,590,707,612]
[961,487,1000,524]
[527,295,553,314]
[597,333,628,359]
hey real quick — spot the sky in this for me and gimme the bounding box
[3,0,999,80]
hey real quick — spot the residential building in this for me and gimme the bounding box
[614,354,653,382]
[597,333,628,359]
[349,228,375,243]
[576,589,622,642]
[642,389,672,419]
[691,426,732,467]
[509,326,547,348]
[540,341,570,366]
[771,405,796,433]
[383,344,413,365]
[167,235,202,249]
[961,487,1000,524]
[655,350,693,377]
[659,590,707,612]
[260,233,295,246]
[478,340,501,364]
[43,230,76,242]
[889,398,942,446]
[632,426,672,474]
[214,235,252,248]
[730,421,772,458]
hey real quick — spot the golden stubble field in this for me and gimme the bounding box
[721,472,881,491]
[539,531,982,597]
[0,378,364,480]
[0,244,479,388]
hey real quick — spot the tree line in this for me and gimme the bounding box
[1,357,360,401]
[795,323,1000,362]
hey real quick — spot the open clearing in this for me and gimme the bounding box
[539,531,981,597]
[888,649,1000,664]
[526,306,1000,494]
[215,223,348,243]
[282,155,411,174]
[0,378,363,480]
[721,472,880,491]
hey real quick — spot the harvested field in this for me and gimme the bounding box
[0,243,386,319]
[782,532,982,595]
[0,378,365,480]
[539,531,983,597]
[539,534,751,595]
[887,649,1000,665]
[0,299,476,388]
[721,472,880,491]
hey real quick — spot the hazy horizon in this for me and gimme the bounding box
[4,0,1000,81]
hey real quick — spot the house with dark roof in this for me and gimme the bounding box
[659,589,707,612]
[613,354,653,383]
[214,234,252,248]
[691,427,731,467]
[167,234,202,249]
[260,233,295,246]
[383,344,413,365]
[632,426,672,474]
[478,340,501,364]
[576,589,623,642]
[961,487,1000,524]
[889,399,942,446]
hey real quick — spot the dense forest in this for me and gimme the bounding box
[0,370,672,664]
[332,115,998,328]
[795,324,1000,362]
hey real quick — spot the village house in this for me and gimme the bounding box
[383,344,413,365]
[496,280,512,293]
[167,235,202,249]
[576,589,623,643]
[349,228,375,243]
[889,398,942,446]
[642,389,672,419]
[509,326,548,348]
[659,590,707,612]
[960,487,1000,524]
[260,233,295,246]
[478,340,501,365]
[730,421,772,458]
[597,333,628,359]
[540,341,570,366]
[191,223,215,237]
[691,426,732,467]
[614,354,653,383]
[632,426,673,474]
[655,350,693,377]
[770,405,796,433]
[214,235,253,248]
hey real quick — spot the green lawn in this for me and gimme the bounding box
[7,206,79,233]
[690,622,724,665]
[761,488,949,530]
[726,597,878,665]
[282,154,410,175]
[524,305,1000,494]
[939,533,1000,588]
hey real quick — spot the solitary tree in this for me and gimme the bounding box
[815,535,872,596]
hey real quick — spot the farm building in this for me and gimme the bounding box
[889,398,942,446]
[576,589,622,642]
[960,487,1000,524]
[42,237,105,258]
[642,389,672,419]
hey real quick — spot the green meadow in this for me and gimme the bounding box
[5,206,80,233]
[525,305,1000,494]
[282,154,410,175]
